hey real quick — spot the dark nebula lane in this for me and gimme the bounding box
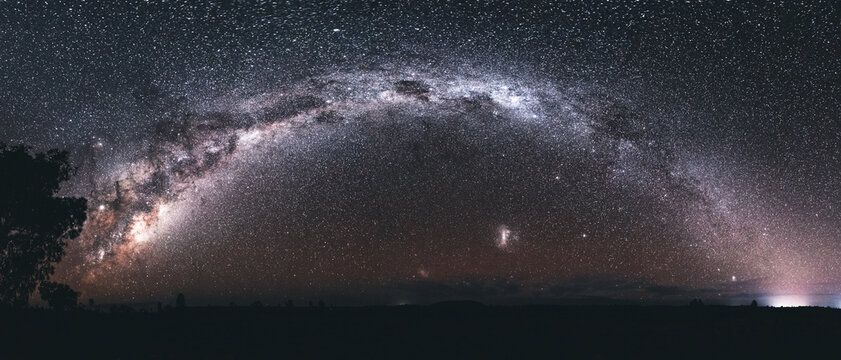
[2,1,840,307]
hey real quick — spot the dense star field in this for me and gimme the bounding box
[1,1,840,306]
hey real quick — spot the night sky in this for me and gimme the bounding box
[2,1,840,307]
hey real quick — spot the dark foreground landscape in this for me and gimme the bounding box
[3,303,840,359]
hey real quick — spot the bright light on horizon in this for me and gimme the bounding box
[766,294,811,308]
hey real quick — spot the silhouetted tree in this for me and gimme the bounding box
[285,299,294,308]
[88,298,94,307]
[157,302,163,312]
[689,298,705,307]
[176,293,185,308]
[0,144,87,307]
[751,299,758,307]
[38,281,78,310]
[318,299,326,308]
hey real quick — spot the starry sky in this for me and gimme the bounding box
[1,1,840,307]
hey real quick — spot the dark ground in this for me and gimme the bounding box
[2,303,839,359]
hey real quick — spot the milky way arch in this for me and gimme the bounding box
[57,67,808,302]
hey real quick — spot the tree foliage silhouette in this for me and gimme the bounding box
[38,281,79,310]
[176,293,185,308]
[0,144,87,306]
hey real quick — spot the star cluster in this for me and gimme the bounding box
[1,1,840,306]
